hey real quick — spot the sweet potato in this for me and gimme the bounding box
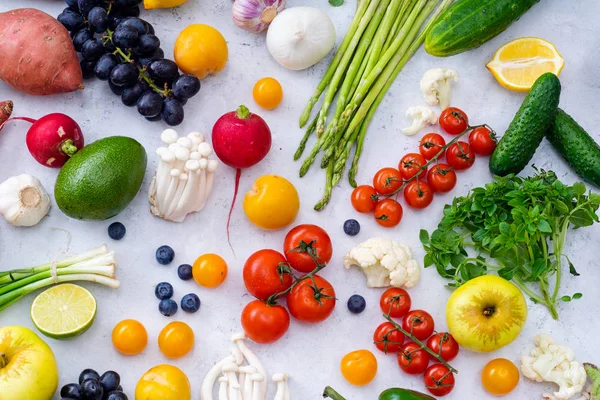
[0,8,83,95]
[0,101,12,126]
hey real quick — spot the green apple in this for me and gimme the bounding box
[446,275,527,352]
[0,326,58,400]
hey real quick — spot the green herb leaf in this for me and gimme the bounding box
[329,0,344,6]
[567,256,580,276]
[419,229,429,245]
[573,182,587,196]
[561,295,572,302]
[536,220,552,233]
[573,293,583,299]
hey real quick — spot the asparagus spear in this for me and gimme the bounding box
[294,115,318,160]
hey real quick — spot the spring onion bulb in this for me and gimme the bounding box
[232,0,286,33]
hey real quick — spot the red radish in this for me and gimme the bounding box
[0,113,84,168]
[0,100,12,126]
[212,105,272,244]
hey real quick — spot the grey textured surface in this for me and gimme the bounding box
[0,0,599,399]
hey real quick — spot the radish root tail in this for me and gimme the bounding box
[227,168,242,254]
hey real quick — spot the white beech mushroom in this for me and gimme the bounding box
[0,174,50,227]
[233,333,268,399]
[272,374,291,400]
[149,129,218,222]
[201,355,236,400]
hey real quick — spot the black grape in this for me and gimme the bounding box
[137,91,163,117]
[138,19,155,35]
[148,59,179,83]
[134,34,160,55]
[109,63,138,87]
[72,29,93,52]
[65,0,79,8]
[103,39,116,53]
[81,39,105,61]
[58,8,85,31]
[94,53,119,80]
[119,6,141,17]
[120,18,147,35]
[77,0,98,16]
[172,74,201,99]
[112,25,139,49]
[88,7,109,32]
[121,81,148,106]
[80,60,96,79]
[161,98,184,126]
[109,15,125,30]
[108,80,124,95]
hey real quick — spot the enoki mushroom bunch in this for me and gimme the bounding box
[149,129,218,222]
[201,333,291,400]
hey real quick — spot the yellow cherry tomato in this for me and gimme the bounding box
[253,77,283,110]
[340,349,378,386]
[481,358,520,395]
[193,253,228,288]
[174,24,228,79]
[112,319,148,356]
[135,364,191,400]
[158,321,195,359]
[243,175,300,230]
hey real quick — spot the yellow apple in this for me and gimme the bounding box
[135,364,191,400]
[0,326,58,400]
[446,275,527,352]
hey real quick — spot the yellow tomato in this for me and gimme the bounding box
[193,253,228,288]
[340,350,378,386]
[253,77,283,110]
[158,322,195,359]
[174,24,228,79]
[112,319,148,356]
[135,364,191,400]
[481,358,520,395]
[243,175,299,230]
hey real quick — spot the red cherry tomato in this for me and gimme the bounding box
[427,163,457,193]
[469,126,497,156]
[243,249,293,300]
[287,275,336,323]
[379,287,411,318]
[351,185,379,213]
[439,107,468,135]
[427,332,460,362]
[446,141,475,171]
[283,224,332,273]
[424,364,455,397]
[241,300,290,344]
[403,180,434,209]
[374,199,403,228]
[373,322,405,354]
[398,342,429,375]
[373,167,403,195]
[401,310,435,340]
[398,153,427,180]
[419,133,446,160]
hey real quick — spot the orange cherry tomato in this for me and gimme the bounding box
[374,199,403,228]
[158,321,195,359]
[351,185,379,213]
[253,77,283,110]
[112,319,148,356]
[481,358,520,395]
[340,350,378,386]
[193,253,228,288]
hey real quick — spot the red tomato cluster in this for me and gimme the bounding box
[351,108,497,228]
[240,224,336,344]
[373,288,459,397]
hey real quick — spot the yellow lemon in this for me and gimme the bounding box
[144,0,188,10]
[486,37,564,92]
[243,175,299,230]
[174,24,228,79]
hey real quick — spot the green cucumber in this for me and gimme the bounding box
[489,73,561,176]
[425,0,540,57]
[547,109,600,188]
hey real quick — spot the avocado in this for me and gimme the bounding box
[55,136,147,220]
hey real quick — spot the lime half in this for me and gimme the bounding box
[31,283,97,340]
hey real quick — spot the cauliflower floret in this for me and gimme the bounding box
[521,334,587,400]
[402,106,437,136]
[420,68,459,110]
[343,238,420,288]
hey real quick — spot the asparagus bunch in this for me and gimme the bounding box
[296,0,454,210]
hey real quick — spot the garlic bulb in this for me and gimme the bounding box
[0,174,51,227]
[149,129,218,222]
[266,7,336,71]
[232,0,286,33]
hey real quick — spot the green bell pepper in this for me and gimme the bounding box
[323,386,435,400]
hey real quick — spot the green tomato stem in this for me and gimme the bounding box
[322,386,347,400]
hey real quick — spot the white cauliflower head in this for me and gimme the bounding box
[343,238,420,288]
[521,334,587,400]
[402,106,437,136]
[420,68,459,110]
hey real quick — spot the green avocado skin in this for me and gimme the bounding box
[55,136,147,220]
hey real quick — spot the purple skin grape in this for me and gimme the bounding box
[81,38,105,61]
[137,91,163,118]
[134,34,160,55]
[94,53,119,80]
[109,63,138,87]
[112,24,139,49]
[148,59,179,83]
[72,29,94,52]
[172,74,201,99]
[58,8,85,31]
[121,82,149,106]
[88,7,109,33]
[120,17,148,35]
[80,60,96,79]
[161,98,184,126]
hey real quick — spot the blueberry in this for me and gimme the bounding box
[155,282,173,300]
[60,383,82,399]
[58,8,85,31]
[177,264,193,281]
[72,29,94,52]
[107,222,126,240]
[99,371,120,393]
[94,53,119,81]
[81,378,103,400]
[347,294,366,314]
[121,81,148,106]
[181,293,201,313]
[87,7,109,32]
[172,74,201,100]
[155,245,175,265]
[343,219,361,236]
[109,63,138,87]
[112,24,139,49]
[80,60,96,79]
[161,98,184,126]
[79,368,100,384]
[137,91,163,118]
[158,299,178,316]
[106,391,129,400]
